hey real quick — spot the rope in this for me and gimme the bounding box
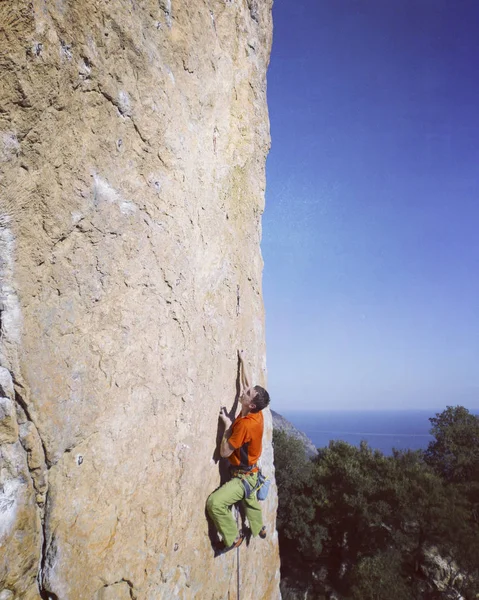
[235,506,240,600]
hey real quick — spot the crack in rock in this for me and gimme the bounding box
[0,216,50,598]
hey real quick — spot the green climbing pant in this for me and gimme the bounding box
[207,471,263,547]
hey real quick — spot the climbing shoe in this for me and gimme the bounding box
[259,526,266,539]
[216,534,245,554]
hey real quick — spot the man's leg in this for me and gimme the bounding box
[207,477,245,547]
[242,473,263,537]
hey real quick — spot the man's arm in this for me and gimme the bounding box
[220,430,235,458]
[238,350,251,392]
[219,408,235,458]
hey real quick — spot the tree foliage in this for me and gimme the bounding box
[274,406,479,600]
[424,405,479,483]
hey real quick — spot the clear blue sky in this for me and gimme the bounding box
[262,0,479,412]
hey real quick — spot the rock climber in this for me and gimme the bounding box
[207,350,270,553]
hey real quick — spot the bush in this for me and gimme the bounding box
[273,407,479,599]
[349,550,411,600]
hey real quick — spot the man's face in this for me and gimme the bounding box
[240,387,258,410]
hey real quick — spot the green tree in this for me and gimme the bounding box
[349,550,411,600]
[273,430,327,562]
[424,405,479,484]
[424,405,479,578]
[274,414,479,599]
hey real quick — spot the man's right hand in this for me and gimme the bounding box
[219,407,232,428]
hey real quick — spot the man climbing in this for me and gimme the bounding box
[207,351,270,553]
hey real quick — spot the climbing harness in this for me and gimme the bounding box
[234,466,271,501]
[230,463,258,475]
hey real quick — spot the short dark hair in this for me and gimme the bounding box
[251,386,270,413]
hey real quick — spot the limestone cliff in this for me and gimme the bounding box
[0,1,279,598]
[271,410,318,459]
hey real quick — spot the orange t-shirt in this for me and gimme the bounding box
[228,410,264,470]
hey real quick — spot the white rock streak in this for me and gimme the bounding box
[0,215,22,345]
[0,478,22,540]
[0,132,20,163]
[163,0,172,28]
[92,174,137,215]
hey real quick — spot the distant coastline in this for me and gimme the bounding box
[278,409,479,456]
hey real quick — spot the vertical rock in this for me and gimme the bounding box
[0,397,18,444]
[1,0,279,598]
[0,367,42,599]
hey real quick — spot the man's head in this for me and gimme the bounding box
[240,385,270,413]
[251,386,270,413]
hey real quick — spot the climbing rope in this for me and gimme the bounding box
[235,506,240,600]
[237,543,240,600]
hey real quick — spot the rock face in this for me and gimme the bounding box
[0,1,279,598]
[271,410,318,459]
[419,546,473,600]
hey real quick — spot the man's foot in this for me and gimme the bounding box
[259,526,267,539]
[215,534,245,554]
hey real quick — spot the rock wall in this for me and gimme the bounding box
[271,410,318,459]
[0,1,279,598]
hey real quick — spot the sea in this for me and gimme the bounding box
[280,410,448,456]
